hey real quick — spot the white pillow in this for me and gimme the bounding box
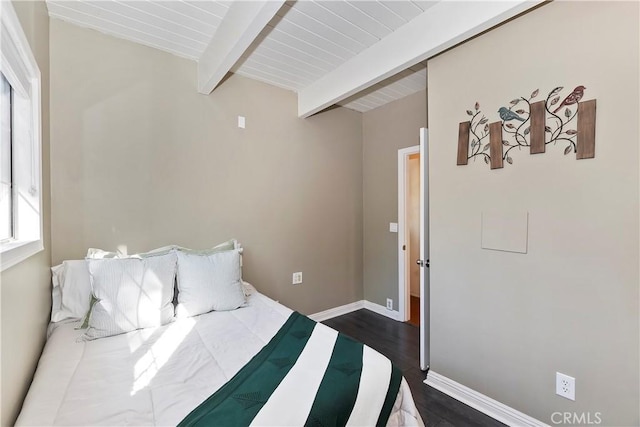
[83,252,177,340]
[176,249,245,318]
[242,281,256,297]
[50,265,63,322]
[86,246,174,259]
[50,261,92,322]
[86,239,240,259]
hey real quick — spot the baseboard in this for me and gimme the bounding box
[425,371,548,427]
[308,300,365,322]
[308,300,402,322]
[363,300,402,321]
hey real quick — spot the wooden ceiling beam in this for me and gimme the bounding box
[198,0,285,94]
[297,1,543,118]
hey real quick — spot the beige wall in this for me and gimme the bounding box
[49,19,363,315]
[7,3,637,425]
[427,2,639,425]
[363,90,426,308]
[0,1,51,426]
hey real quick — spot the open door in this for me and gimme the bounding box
[418,128,430,371]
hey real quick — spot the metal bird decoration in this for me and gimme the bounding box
[460,84,594,169]
[498,107,525,122]
[552,85,586,114]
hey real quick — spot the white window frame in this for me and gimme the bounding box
[0,1,43,271]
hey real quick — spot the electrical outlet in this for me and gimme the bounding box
[292,272,302,285]
[386,298,393,310]
[556,372,575,401]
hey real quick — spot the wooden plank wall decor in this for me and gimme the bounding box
[489,122,503,169]
[457,121,470,165]
[456,85,596,169]
[576,99,596,159]
[529,100,545,154]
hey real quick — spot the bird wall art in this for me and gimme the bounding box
[552,85,585,114]
[457,85,596,169]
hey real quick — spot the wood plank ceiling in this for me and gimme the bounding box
[46,0,430,113]
[46,1,231,60]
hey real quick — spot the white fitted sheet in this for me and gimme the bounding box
[16,292,423,426]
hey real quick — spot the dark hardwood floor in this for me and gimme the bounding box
[323,309,505,427]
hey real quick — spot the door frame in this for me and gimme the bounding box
[397,145,420,322]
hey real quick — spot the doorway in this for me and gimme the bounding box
[397,146,420,325]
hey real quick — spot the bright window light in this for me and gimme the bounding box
[0,72,12,241]
[131,318,196,395]
[0,0,43,271]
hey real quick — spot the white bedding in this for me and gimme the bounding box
[16,292,423,426]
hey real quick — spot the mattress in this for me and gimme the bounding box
[16,291,423,426]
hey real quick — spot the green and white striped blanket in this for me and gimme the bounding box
[179,312,403,427]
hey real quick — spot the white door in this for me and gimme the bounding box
[418,128,430,370]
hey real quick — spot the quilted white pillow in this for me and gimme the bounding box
[176,249,245,318]
[83,252,177,340]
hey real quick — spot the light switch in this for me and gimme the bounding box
[389,222,398,233]
[237,116,246,129]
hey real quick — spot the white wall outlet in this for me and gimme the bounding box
[292,272,302,285]
[389,222,398,233]
[386,298,393,310]
[237,116,246,129]
[556,372,575,401]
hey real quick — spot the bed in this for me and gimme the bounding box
[15,244,424,426]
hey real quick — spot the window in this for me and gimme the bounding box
[1,73,12,242]
[0,1,43,271]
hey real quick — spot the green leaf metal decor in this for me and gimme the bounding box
[457,85,596,169]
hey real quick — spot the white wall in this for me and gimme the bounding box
[427,2,639,425]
